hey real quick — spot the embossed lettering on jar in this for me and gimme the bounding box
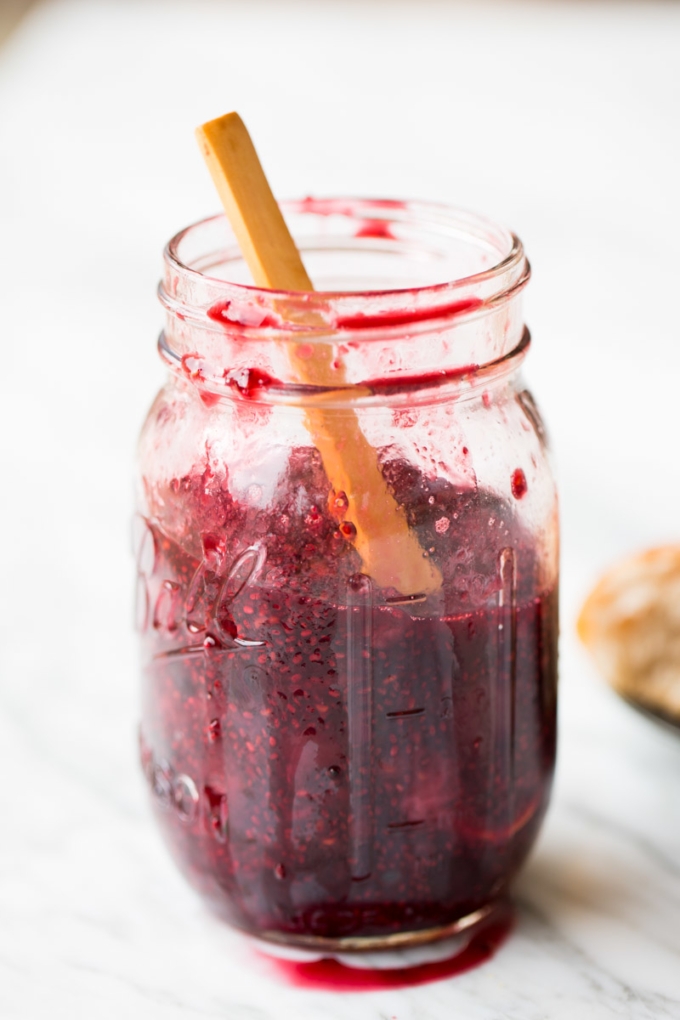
[136,199,559,950]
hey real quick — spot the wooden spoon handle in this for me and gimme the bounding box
[195,112,442,596]
[196,112,312,292]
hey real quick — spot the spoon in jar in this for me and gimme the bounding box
[195,112,441,597]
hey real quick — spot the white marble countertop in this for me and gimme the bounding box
[1,1,679,1016]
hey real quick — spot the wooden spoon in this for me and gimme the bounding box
[196,112,441,596]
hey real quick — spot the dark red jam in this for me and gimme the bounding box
[138,450,557,944]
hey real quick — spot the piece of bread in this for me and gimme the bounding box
[577,545,680,723]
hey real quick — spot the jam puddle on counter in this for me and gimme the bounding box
[255,900,514,990]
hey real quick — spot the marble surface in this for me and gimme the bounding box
[1,1,680,1016]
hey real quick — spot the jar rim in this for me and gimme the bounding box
[162,198,529,335]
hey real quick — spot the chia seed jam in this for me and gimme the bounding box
[138,454,557,944]
[138,200,559,949]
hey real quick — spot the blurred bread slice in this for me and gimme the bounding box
[577,545,680,722]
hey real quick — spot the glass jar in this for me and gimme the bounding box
[135,198,559,951]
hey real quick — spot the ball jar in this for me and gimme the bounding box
[135,199,559,950]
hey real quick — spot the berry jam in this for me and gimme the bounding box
[138,450,557,945]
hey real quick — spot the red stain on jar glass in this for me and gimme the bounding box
[511,469,528,500]
[355,220,396,241]
[224,367,279,399]
[207,300,280,330]
[298,197,406,218]
[363,365,478,396]
[335,297,482,332]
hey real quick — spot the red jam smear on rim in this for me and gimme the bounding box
[138,452,557,944]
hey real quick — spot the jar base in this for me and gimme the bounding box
[256,903,496,953]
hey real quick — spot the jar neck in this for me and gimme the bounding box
[159,199,530,406]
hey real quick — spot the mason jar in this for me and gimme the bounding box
[135,198,559,951]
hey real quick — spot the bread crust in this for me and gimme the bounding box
[577,545,680,722]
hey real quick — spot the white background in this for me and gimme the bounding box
[0,2,679,1017]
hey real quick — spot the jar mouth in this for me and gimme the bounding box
[162,198,529,336]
